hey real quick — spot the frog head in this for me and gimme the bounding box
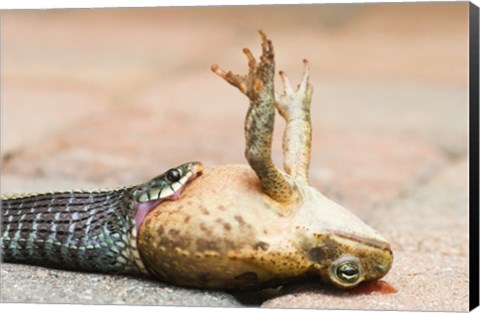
[294,184,393,288]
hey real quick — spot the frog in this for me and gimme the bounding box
[137,31,393,290]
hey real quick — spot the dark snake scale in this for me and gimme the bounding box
[1,161,203,274]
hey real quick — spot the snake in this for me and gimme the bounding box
[1,161,203,275]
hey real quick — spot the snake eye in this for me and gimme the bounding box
[329,256,363,287]
[166,169,181,182]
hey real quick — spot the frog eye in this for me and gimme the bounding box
[336,262,360,283]
[329,256,363,287]
[166,169,181,182]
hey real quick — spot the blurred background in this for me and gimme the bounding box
[1,3,468,203]
[0,3,471,310]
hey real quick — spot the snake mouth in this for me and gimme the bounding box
[134,162,203,232]
[166,162,203,200]
[164,181,188,201]
[168,161,203,199]
[188,161,204,178]
[134,200,162,232]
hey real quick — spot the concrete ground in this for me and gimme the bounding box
[0,3,471,311]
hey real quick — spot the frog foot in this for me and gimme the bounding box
[275,59,313,182]
[211,30,274,100]
[212,30,300,206]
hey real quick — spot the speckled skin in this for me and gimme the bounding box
[138,32,393,290]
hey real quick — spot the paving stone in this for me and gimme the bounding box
[310,82,468,157]
[0,263,241,307]
[1,83,109,154]
[0,174,101,194]
[1,103,220,186]
[368,157,469,257]
[308,129,447,217]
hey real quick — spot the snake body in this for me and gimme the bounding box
[1,161,203,274]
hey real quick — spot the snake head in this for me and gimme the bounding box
[131,161,203,231]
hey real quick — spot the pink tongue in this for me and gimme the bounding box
[134,199,162,232]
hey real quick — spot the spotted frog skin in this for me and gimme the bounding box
[138,32,393,290]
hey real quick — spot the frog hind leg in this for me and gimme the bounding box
[211,31,299,206]
[275,59,313,183]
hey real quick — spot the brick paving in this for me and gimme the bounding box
[0,3,470,310]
